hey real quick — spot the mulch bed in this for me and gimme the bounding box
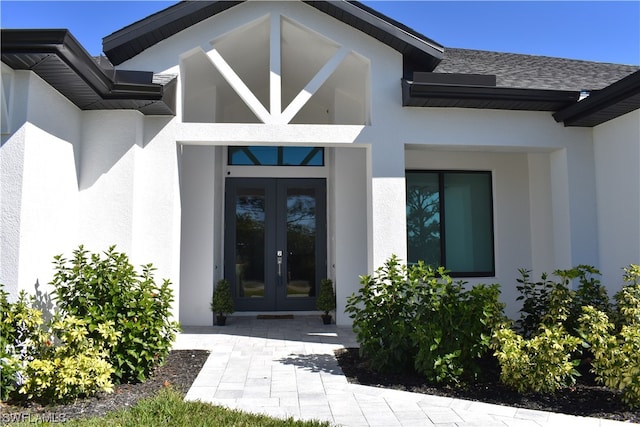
[0,350,210,422]
[335,347,640,423]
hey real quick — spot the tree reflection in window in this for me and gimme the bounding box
[235,191,266,297]
[286,190,316,297]
[406,172,440,267]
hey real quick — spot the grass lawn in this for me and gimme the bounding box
[7,388,330,427]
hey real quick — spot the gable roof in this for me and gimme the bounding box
[102,0,444,71]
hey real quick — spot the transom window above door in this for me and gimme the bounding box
[228,146,324,166]
[180,13,370,125]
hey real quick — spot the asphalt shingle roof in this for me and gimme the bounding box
[435,48,640,92]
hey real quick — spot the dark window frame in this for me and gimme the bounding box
[406,170,495,278]
[228,146,324,167]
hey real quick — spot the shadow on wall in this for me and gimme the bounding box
[32,280,56,324]
[79,115,173,191]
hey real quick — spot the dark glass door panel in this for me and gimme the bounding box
[235,188,266,298]
[225,178,326,311]
[285,188,317,298]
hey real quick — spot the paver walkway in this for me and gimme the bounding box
[173,316,635,427]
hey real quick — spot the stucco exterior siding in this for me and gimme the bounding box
[593,109,640,292]
[2,72,82,299]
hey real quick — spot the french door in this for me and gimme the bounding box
[224,178,327,311]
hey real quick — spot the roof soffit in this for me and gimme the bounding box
[1,29,176,115]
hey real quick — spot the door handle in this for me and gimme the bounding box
[277,250,283,277]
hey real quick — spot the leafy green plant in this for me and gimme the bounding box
[1,286,116,402]
[614,264,640,327]
[492,285,582,393]
[0,287,48,401]
[211,279,234,316]
[20,316,116,402]
[316,279,336,315]
[346,255,417,373]
[579,265,640,408]
[516,266,612,337]
[411,264,505,385]
[515,269,554,337]
[346,255,506,384]
[563,265,612,332]
[50,245,181,383]
[492,324,582,394]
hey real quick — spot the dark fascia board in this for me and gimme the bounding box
[103,1,242,66]
[553,70,640,127]
[103,0,444,69]
[305,1,444,70]
[413,72,497,87]
[1,29,175,113]
[402,79,580,111]
[2,29,115,94]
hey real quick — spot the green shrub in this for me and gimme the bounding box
[50,245,181,383]
[564,265,612,332]
[1,286,116,402]
[492,285,582,393]
[411,264,505,385]
[0,288,47,401]
[345,255,417,373]
[579,265,640,408]
[316,279,336,315]
[210,279,235,316]
[516,266,612,337]
[614,264,640,327]
[20,316,116,402]
[515,269,555,337]
[346,255,506,384]
[492,324,582,394]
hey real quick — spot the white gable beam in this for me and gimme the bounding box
[280,47,350,124]
[270,13,282,120]
[206,49,272,124]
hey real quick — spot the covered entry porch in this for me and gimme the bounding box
[178,143,369,326]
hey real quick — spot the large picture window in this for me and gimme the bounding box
[406,171,494,277]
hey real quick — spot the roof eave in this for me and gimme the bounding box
[402,80,580,111]
[1,29,176,115]
[553,70,640,127]
[102,0,444,70]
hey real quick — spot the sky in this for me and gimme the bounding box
[1,1,639,66]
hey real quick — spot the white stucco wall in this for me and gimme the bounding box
[178,145,218,325]
[331,146,369,325]
[593,109,640,291]
[1,71,82,298]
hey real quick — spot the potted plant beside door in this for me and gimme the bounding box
[317,278,336,324]
[211,279,234,326]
